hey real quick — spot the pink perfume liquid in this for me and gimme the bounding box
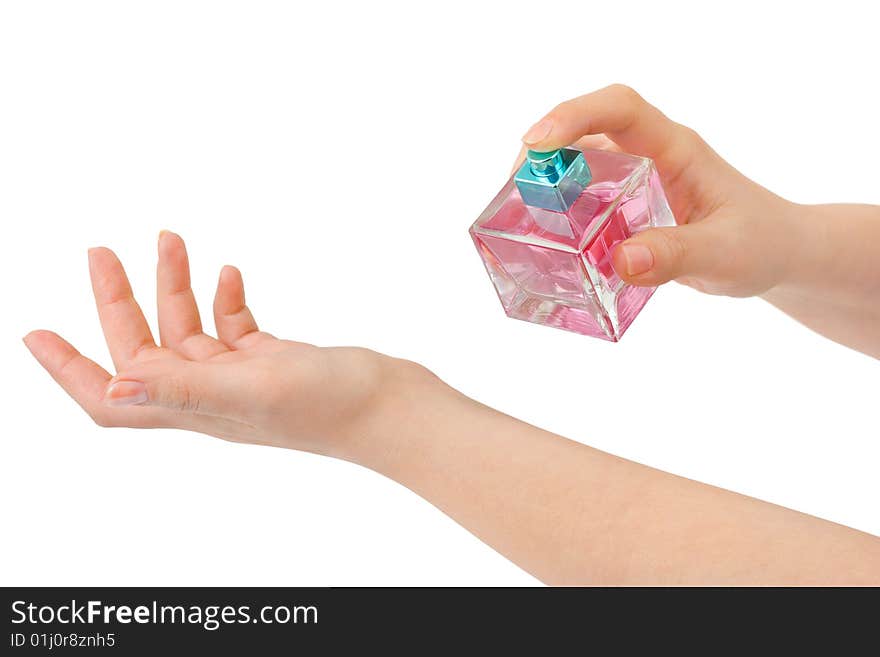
[470,148,674,341]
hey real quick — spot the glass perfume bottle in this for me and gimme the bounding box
[470,147,674,341]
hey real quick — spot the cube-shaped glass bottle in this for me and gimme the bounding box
[469,147,674,341]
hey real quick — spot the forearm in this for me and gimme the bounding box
[762,202,880,357]
[341,365,880,585]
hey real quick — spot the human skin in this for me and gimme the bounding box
[24,86,880,585]
[517,85,880,357]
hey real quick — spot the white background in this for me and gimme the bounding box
[1,1,877,586]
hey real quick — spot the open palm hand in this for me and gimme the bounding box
[24,232,408,456]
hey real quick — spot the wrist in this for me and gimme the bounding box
[753,198,818,298]
[331,356,462,468]
[762,201,827,297]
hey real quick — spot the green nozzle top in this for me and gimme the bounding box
[526,149,560,161]
[526,148,564,177]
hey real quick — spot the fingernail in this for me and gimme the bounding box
[521,118,553,145]
[158,229,175,247]
[619,243,654,276]
[219,264,239,282]
[104,380,148,406]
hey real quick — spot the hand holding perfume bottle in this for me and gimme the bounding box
[512,84,798,300]
[23,87,880,584]
[472,85,880,355]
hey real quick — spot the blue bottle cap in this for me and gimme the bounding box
[515,148,592,212]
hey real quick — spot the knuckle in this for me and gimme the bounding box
[57,354,80,379]
[675,124,703,148]
[655,230,687,271]
[607,83,641,105]
[545,100,570,123]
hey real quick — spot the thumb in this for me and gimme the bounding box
[103,359,246,418]
[611,224,722,287]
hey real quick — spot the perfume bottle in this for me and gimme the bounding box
[470,147,674,341]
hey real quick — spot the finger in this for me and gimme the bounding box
[511,136,620,178]
[22,329,167,428]
[572,134,621,153]
[157,231,228,360]
[107,357,251,420]
[89,247,157,370]
[213,265,271,348]
[611,224,727,287]
[521,84,699,179]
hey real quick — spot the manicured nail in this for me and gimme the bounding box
[619,243,654,276]
[104,380,148,406]
[521,118,553,145]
